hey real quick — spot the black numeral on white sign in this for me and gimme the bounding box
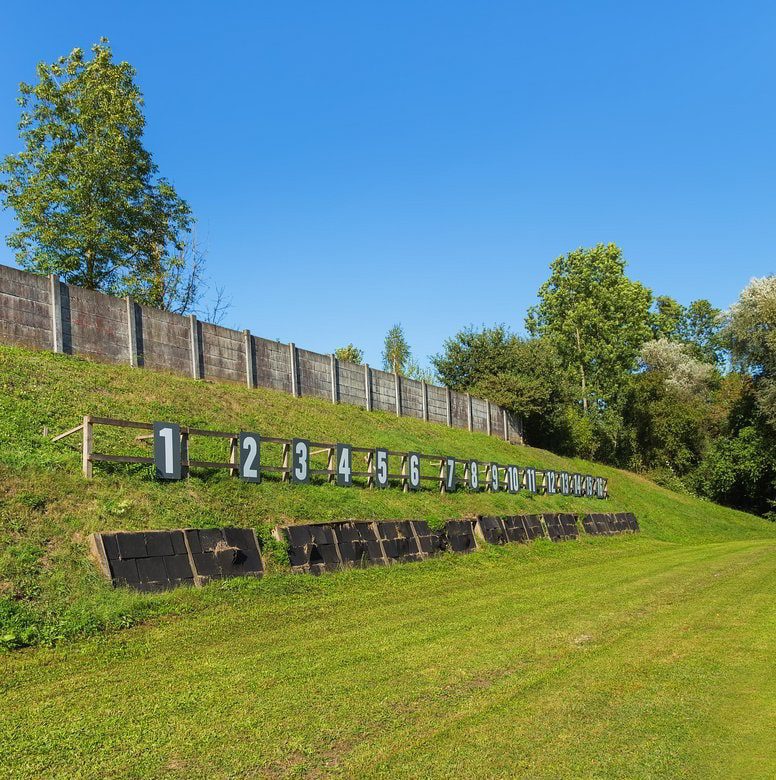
[336,443,352,487]
[291,438,309,484]
[154,422,181,480]
[239,433,261,483]
[375,448,389,488]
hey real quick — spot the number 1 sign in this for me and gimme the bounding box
[154,422,181,480]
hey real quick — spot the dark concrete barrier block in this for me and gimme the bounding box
[144,531,175,557]
[502,516,529,543]
[183,527,264,584]
[582,514,599,535]
[444,520,477,553]
[523,515,546,540]
[542,513,563,542]
[115,531,146,559]
[477,516,507,545]
[625,513,640,532]
[558,513,579,539]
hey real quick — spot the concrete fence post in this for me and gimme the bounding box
[446,388,453,427]
[189,314,201,379]
[330,354,339,403]
[289,342,299,396]
[503,408,509,442]
[466,392,473,431]
[486,400,492,436]
[394,372,401,416]
[364,364,372,411]
[49,274,63,353]
[243,330,255,388]
[126,297,138,367]
[421,380,428,422]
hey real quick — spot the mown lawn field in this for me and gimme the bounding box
[1,345,775,778]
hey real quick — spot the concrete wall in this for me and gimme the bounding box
[0,263,524,444]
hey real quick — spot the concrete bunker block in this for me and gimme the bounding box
[582,514,599,535]
[101,533,120,561]
[115,531,147,559]
[135,556,168,583]
[184,527,264,584]
[558,513,579,539]
[144,530,175,558]
[477,516,507,545]
[164,553,195,580]
[502,516,529,543]
[625,513,640,532]
[542,513,563,542]
[522,515,545,540]
[444,520,477,553]
[109,557,139,586]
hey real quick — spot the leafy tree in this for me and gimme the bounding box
[724,276,776,427]
[334,344,364,364]
[639,339,716,396]
[432,326,572,448]
[382,324,411,374]
[526,243,652,411]
[432,326,520,391]
[651,295,685,340]
[0,40,194,307]
[679,299,724,365]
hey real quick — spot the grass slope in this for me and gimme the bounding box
[1,345,775,778]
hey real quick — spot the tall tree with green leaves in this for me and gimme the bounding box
[526,243,652,411]
[382,324,411,374]
[0,39,193,307]
[334,344,364,364]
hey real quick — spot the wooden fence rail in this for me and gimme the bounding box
[52,415,609,499]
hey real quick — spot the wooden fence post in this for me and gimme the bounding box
[49,274,63,354]
[82,415,92,478]
[229,436,238,476]
[289,342,299,396]
[126,297,138,367]
[244,330,255,388]
[330,354,338,403]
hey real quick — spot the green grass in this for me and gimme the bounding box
[1,344,775,778]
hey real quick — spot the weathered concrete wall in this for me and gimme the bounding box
[200,322,245,384]
[370,368,396,413]
[297,347,331,400]
[0,263,524,444]
[63,284,129,363]
[0,265,52,350]
[338,360,366,408]
[400,377,424,419]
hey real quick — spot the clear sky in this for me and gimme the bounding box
[1,1,774,370]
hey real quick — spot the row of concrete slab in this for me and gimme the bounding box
[90,512,639,592]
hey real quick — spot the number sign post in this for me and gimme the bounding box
[154,422,181,480]
[239,433,261,483]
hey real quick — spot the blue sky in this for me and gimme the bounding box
[1,1,774,370]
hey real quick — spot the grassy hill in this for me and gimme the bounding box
[1,344,774,778]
